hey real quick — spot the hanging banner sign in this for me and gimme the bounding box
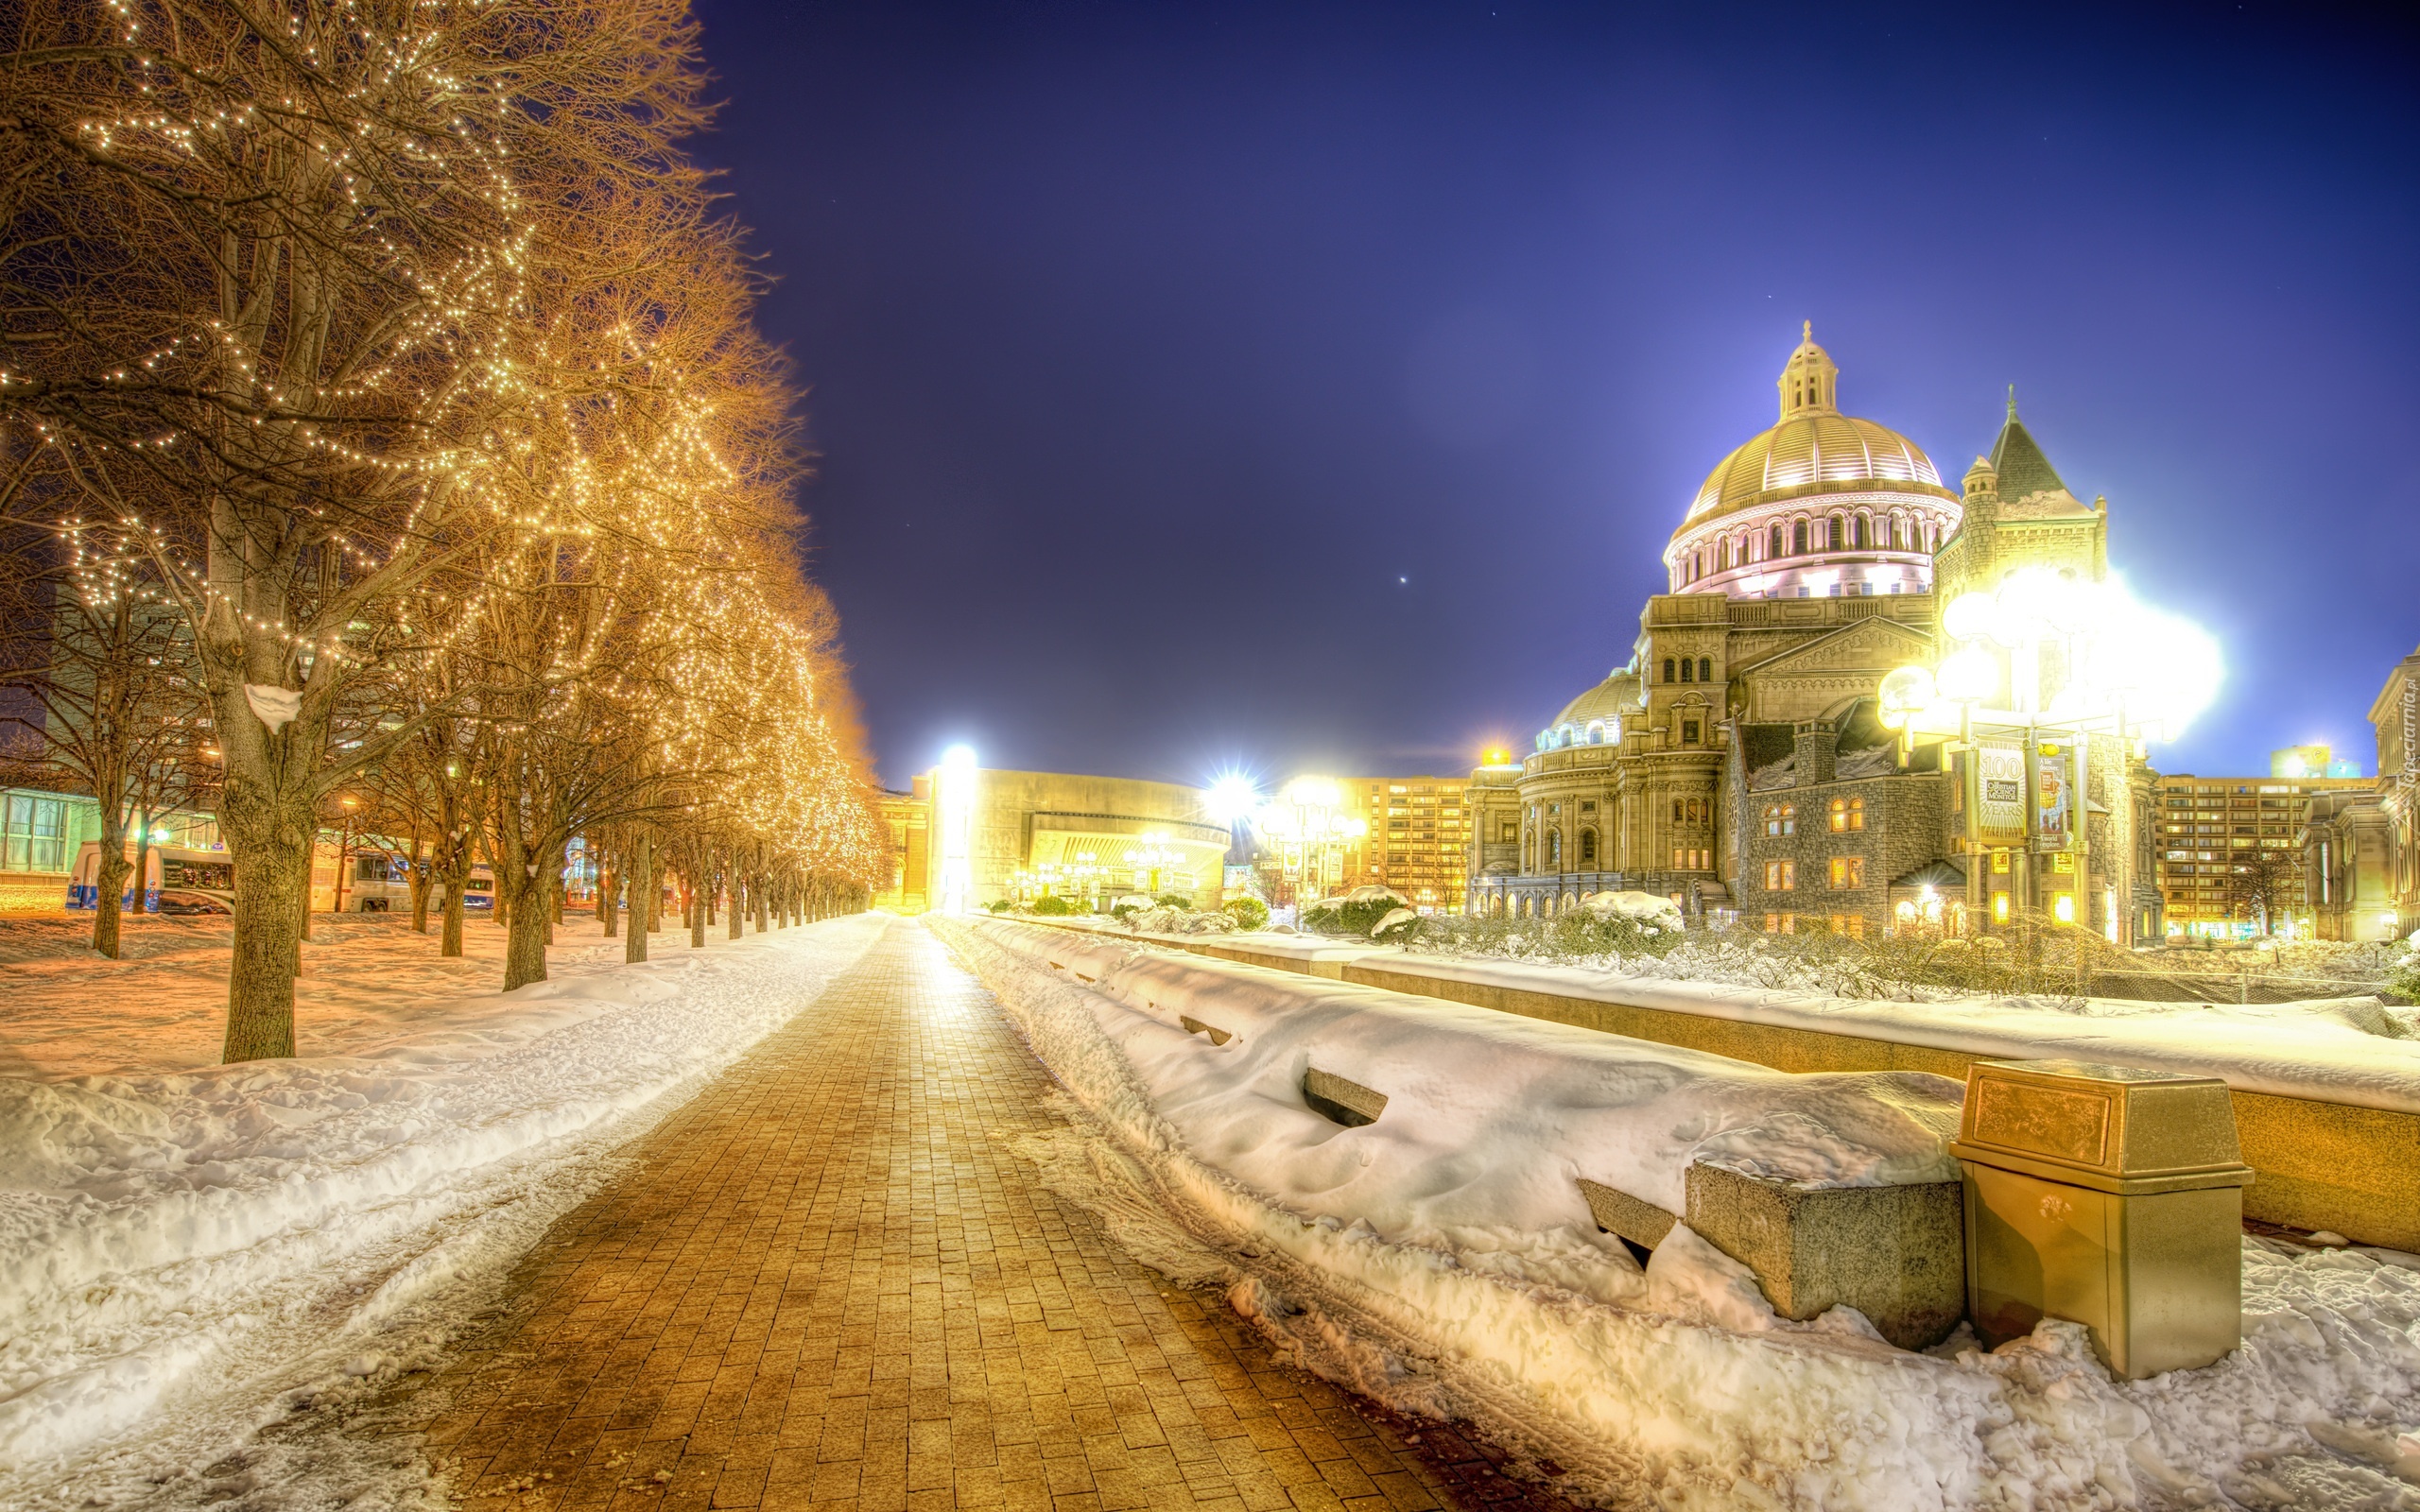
[1970,739,2028,848]
[2032,737,2077,850]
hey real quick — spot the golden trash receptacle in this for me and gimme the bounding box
[1950,1058,2253,1381]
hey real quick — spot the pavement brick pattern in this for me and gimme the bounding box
[392,919,1577,1512]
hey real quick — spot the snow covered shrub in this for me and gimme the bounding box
[1030,895,1079,917]
[1303,885,1410,938]
[1221,896,1270,931]
[1371,906,1423,942]
[1110,901,1147,922]
[1154,893,1192,909]
[1548,908,1684,959]
[1580,889,1685,933]
[2389,932,2420,1005]
[985,899,1017,914]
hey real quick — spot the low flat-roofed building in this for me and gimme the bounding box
[872,764,1228,914]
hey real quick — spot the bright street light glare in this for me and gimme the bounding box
[1203,774,1259,824]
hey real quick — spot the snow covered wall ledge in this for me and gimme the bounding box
[0,913,889,1504]
[936,915,2420,1511]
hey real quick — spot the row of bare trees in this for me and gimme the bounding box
[0,0,881,1060]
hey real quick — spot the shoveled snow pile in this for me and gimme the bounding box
[0,912,888,1509]
[936,916,2420,1511]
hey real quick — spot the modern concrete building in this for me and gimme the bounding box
[871,762,1229,914]
[1466,328,2162,942]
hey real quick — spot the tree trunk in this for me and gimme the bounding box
[600,857,619,936]
[690,884,705,949]
[91,822,132,961]
[442,877,465,957]
[728,868,744,939]
[409,836,432,934]
[221,819,314,1062]
[625,833,651,964]
[754,876,770,935]
[503,867,551,991]
[299,839,318,944]
[131,832,154,916]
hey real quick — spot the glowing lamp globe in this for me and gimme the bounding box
[1877,664,1936,729]
[1938,645,2000,704]
[1942,592,1998,644]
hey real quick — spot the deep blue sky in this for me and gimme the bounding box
[693,2,2420,791]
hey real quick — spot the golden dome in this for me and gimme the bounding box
[1538,668,1640,748]
[1675,325,1957,538]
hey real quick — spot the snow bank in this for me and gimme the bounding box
[976,918,1960,1222]
[1357,951,2420,1115]
[937,917,2420,1511]
[1077,920,2420,1116]
[0,913,888,1504]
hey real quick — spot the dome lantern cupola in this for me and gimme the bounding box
[1777,321,1841,420]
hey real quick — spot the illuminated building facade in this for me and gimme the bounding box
[1469,328,2161,941]
[2154,772,2368,936]
[2301,646,2420,942]
[1339,777,1471,913]
[871,763,1229,914]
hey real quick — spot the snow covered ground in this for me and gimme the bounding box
[0,910,718,1081]
[938,916,2420,1511]
[0,910,890,1511]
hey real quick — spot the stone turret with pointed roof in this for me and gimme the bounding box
[1933,387,2107,609]
[1987,388,2074,510]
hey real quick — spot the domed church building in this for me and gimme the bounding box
[1464,328,2156,942]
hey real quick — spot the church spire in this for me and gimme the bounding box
[1775,322,1840,421]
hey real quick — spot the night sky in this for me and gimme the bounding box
[692,2,2419,793]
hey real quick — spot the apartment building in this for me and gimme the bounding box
[1344,776,1470,914]
[2154,770,2369,936]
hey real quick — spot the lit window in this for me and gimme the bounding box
[1830,856,1865,889]
[1828,797,1864,833]
[1765,859,1795,890]
[2,794,66,873]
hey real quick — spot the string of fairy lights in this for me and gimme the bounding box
[7,0,885,900]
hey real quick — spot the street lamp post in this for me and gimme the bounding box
[1879,568,2220,944]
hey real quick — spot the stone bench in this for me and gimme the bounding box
[1302,1068,1388,1127]
[1582,1163,1965,1351]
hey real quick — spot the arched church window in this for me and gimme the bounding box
[1851,515,1867,548]
[1769,525,1784,559]
[1547,832,1562,868]
[1663,657,1676,683]
[1679,659,1693,683]
[1830,515,1846,549]
[1699,657,1712,683]
[1579,830,1598,867]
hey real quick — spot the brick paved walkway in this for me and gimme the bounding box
[394,919,1563,1512]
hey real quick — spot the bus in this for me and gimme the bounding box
[69,843,235,912]
[336,851,495,913]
